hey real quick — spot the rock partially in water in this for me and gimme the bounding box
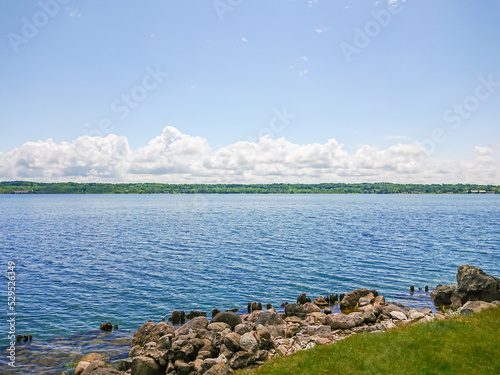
[340,288,376,311]
[100,323,113,332]
[314,297,328,309]
[297,293,309,304]
[169,311,181,325]
[430,284,457,306]
[453,265,500,308]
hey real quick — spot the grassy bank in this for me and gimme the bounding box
[239,307,500,375]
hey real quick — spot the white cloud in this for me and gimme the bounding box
[0,126,499,184]
[315,28,328,34]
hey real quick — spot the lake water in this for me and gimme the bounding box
[1,194,499,373]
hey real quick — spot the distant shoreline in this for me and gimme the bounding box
[1,181,498,194]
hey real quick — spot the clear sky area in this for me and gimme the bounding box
[1,0,499,183]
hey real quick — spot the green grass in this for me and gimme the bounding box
[239,307,500,375]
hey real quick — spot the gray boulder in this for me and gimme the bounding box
[222,332,241,352]
[229,351,255,369]
[131,321,175,347]
[239,332,259,352]
[255,310,285,326]
[130,356,163,375]
[304,302,321,313]
[211,312,242,330]
[234,323,251,335]
[325,313,358,329]
[340,288,377,311]
[207,322,231,332]
[175,316,208,336]
[305,325,331,338]
[254,310,286,337]
[284,303,307,320]
[362,311,377,324]
[430,284,457,306]
[452,265,500,308]
[255,324,275,350]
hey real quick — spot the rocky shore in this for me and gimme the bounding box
[67,265,499,375]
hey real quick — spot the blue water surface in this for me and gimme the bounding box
[1,194,499,348]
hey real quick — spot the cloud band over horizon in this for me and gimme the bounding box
[1,126,499,184]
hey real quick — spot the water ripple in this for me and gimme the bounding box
[0,194,499,350]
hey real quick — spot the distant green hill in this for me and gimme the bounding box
[0,181,498,194]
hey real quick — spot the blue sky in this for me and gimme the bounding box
[1,0,499,183]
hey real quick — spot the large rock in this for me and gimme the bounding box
[452,265,500,308]
[362,311,377,324]
[314,297,328,308]
[75,361,91,375]
[460,300,495,315]
[239,332,259,352]
[81,362,122,375]
[254,310,286,337]
[255,324,275,350]
[430,284,457,306]
[305,325,331,338]
[207,322,231,332]
[211,312,242,330]
[390,311,407,321]
[222,332,241,352]
[340,288,377,311]
[205,362,232,375]
[304,302,321,313]
[297,293,310,304]
[130,356,164,375]
[132,321,175,347]
[228,351,255,369]
[254,310,285,326]
[284,303,307,320]
[175,316,208,336]
[325,313,359,329]
[172,339,199,362]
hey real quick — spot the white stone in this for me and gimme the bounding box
[390,311,407,321]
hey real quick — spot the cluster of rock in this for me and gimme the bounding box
[72,292,443,375]
[69,265,499,375]
[430,265,500,314]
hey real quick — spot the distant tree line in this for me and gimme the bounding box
[0,181,498,194]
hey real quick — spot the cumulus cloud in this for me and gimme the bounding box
[0,126,499,184]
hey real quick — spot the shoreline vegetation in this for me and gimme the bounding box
[1,181,499,194]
